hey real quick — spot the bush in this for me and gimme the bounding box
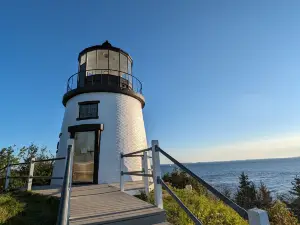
[143,187,248,225]
[163,168,207,195]
[268,201,299,225]
[0,193,24,223]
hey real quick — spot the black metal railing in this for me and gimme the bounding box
[66,69,143,94]
[156,146,249,221]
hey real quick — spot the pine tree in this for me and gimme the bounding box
[256,182,272,209]
[235,172,257,209]
[290,176,300,219]
[290,176,300,198]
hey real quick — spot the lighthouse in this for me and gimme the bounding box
[51,41,147,185]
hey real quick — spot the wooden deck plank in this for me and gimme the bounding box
[32,181,166,225]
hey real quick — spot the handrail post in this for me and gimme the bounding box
[152,140,163,209]
[248,208,270,225]
[4,163,11,191]
[120,153,124,192]
[26,157,35,191]
[142,151,149,195]
[56,139,74,225]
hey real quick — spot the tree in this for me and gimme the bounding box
[290,176,300,198]
[220,185,233,199]
[289,176,300,219]
[0,143,54,191]
[0,146,20,191]
[0,146,19,169]
[256,182,273,209]
[235,172,257,209]
[17,143,54,186]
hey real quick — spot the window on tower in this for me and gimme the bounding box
[77,101,100,120]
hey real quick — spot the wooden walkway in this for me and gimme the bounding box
[32,181,168,225]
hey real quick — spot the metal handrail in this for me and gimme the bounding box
[33,157,66,163]
[156,146,249,220]
[122,147,151,158]
[159,178,203,225]
[9,157,66,166]
[56,142,74,225]
[7,176,63,179]
[66,69,143,94]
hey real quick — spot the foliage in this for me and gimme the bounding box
[290,176,300,219]
[235,172,257,209]
[0,146,20,189]
[0,146,19,169]
[163,168,207,195]
[0,191,59,225]
[0,143,54,191]
[0,193,24,224]
[17,143,54,187]
[256,182,273,209]
[268,201,299,225]
[159,170,300,224]
[220,185,233,199]
[137,187,248,225]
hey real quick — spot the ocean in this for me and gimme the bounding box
[161,157,300,195]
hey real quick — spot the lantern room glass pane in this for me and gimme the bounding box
[80,54,86,65]
[97,50,109,73]
[120,53,128,73]
[86,51,96,71]
[109,50,119,76]
[128,59,132,75]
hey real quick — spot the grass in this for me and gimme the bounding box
[0,191,59,225]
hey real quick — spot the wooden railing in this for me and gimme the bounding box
[120,140,271,225]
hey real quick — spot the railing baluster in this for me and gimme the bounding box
[26,157,35,191]
[143,151,150,195]
[152,140,163,209]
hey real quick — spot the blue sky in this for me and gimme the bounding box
[1,1,300,162]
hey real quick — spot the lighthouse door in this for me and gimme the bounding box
[72,131,97,184]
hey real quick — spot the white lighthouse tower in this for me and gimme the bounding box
[52,41,147,185]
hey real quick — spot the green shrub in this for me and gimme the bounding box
[0,193,24,223]
[140,187,248,225]
[163,168,207,195]
[268,201,299,225]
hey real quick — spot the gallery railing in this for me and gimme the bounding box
[66,69,143,95]
[120,140,271,225]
